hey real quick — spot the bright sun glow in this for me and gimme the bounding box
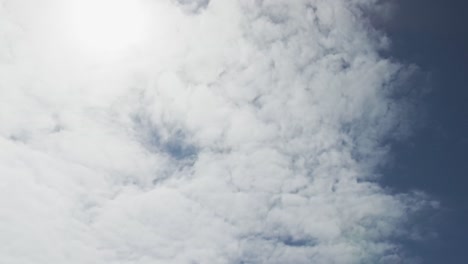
[68,0,148,56]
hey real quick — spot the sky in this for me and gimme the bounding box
[0,0,465,263]
[376,0,468,263]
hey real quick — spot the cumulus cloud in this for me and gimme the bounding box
[0,0,433,263]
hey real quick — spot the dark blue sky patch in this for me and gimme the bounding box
[161,131,198,160]
[376,0,468,262]
[278,235,318,248]
[131,114,198,161]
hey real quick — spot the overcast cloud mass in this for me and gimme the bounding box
[0,0,435,263]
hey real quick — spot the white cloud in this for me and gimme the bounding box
[0,0,433,263]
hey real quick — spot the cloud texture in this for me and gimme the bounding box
[0,0,432,263]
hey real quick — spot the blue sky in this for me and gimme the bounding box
[0,0,466,263]
[379,0,468,262]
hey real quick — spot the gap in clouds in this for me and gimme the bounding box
[372,0,468,262]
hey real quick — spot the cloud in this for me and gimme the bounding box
[0,0,433,263]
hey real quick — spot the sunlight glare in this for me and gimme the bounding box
[68,0,148,56]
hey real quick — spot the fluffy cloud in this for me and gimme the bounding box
[0,0,433,263]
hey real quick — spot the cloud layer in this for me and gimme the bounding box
[0,0,432,263]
